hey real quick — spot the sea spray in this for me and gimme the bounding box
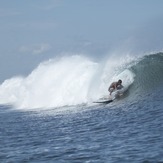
[0,54,136,109]
[0,56,98,108]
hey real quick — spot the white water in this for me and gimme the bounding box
[0,55,135,109]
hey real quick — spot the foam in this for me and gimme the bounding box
[0,54,136,109]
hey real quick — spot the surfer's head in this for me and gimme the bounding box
[118,79,122,84]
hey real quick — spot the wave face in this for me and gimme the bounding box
[0,52,162,109]
[129,53,163,96]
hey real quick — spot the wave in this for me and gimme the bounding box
[0,52,162,109]
[129,52,163,95]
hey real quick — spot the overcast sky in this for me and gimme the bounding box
[0,0,163,81]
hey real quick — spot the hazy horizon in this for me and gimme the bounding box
[0,0,163,82]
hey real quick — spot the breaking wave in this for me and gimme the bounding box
[0,52,162,109]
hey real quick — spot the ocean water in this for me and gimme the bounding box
[0,53,163,163]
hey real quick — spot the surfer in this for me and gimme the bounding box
[108,79,123,95]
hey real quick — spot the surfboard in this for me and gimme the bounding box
[93,88,124,104]
[93,99,113,104]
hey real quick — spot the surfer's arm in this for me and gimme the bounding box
[116,84,123,90]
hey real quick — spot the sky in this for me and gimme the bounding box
[0,0,163,82]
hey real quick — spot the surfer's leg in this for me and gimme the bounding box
[109,88,114,95]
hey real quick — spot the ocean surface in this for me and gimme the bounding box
[0,52,163,163]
